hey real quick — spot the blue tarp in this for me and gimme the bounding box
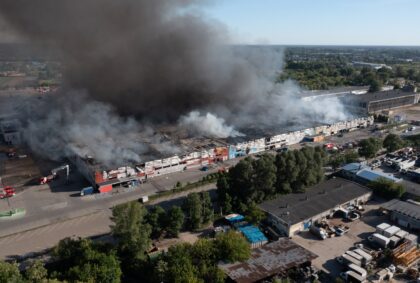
[225,214,245,223]
[238,225,268,244]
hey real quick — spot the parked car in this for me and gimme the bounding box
[347,211,361,221]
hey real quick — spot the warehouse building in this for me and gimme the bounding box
[259,178,372,236]
[219,238,317,283]
[381,199,420,231]
[340,163,402,185]
[341,89,420,114]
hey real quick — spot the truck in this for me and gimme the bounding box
[40,164,70,185]
[0,186,16,199]
[80,186,95,196]
[368,233,390,248]
[310,225,327,240]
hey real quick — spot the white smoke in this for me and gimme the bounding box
[179,111,244,138]
[17,91,179,167]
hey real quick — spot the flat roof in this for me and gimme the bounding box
[381,199,420,220]
[356,169,402,183]
[354,90,416,104]
[219,238,317,283]
[259,178,371,225]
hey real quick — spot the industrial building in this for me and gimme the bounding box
[381,199,420,231]
[259,178,372,236]
[0,118,21,145]
[341,89,420,114]
[298,86,369,102]
[218,238,317,283]
[340,163,402,185]
[73,117,374,191]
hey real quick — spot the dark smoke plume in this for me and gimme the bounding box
[0,1,350,166]
[0,0,257,121]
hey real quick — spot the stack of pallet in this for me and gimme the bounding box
[392,240,420,266]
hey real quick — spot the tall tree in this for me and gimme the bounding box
[0,261,23,283]
[383,134,404,152]
[358,138,382,158]
[166,206,185,237]
[200,192,214,225]
[146,205,166,238]
[111,201,151,261]
[183,193,203,231]
[52,238,122,283]
[215,231,251,263]
[24,260,48,283]
[251,154,277,202]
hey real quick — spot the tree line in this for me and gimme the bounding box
[278,59,420,91]
[217,147,327,215]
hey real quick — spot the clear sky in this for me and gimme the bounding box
[205,0,420,46]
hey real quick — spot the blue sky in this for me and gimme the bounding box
[204,0,420,46]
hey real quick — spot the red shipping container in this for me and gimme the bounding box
[99,185,112,193]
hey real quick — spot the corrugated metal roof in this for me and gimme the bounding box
[356,169,401,183]
[259,178,371,225]
[381,199,420,220]
[219,238,317,283]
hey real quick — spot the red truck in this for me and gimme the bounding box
[0,186,16,199]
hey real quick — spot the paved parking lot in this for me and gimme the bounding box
[292,201,387,279]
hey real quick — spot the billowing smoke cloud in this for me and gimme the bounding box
[15,93,179,167]
[179,111,244,138]
[0,0,351,165]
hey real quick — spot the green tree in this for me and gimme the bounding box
[383,134,404,152]
[215,231,251,262]
[146,205,166,238]
[52,238,122,283]
[251,154,277,202]
[245,204,265,225]
[183,193,203,231]
[111,201,151,261]
[358,138,382,158]
[200,192,214,225]
[0,261,23,283]
[166,206,185,237]
[368,178,405,200]
[24,260,47,283]
[216,174,232,214]
[368,79,382,92]
[164,244,199,283]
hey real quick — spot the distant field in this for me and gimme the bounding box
[0,76,38,90]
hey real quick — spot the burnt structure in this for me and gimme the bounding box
[218,238,317,283]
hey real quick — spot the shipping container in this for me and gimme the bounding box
[99,185,112,193]
[376,223,391,235]
[383,226,400,238]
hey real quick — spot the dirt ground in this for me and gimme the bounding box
[292,200,388,280]
[390,104,420,122]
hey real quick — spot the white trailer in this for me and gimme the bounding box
[376,223,391,235]
[383,226,400,238]
[348,263,368,279]
[342,253,363,267]
[352,248,373,263]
